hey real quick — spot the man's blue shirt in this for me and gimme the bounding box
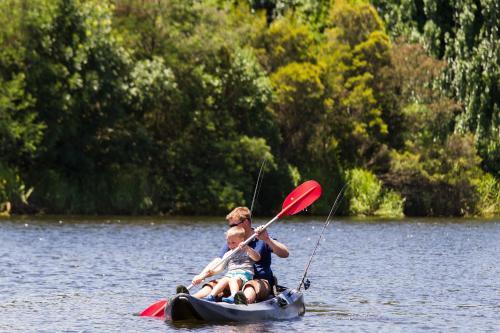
[219,237,274,286]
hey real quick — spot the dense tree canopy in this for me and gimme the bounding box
[0,0,498,217]
[372,0,499,176]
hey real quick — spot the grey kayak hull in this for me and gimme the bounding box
[165,288,305,322]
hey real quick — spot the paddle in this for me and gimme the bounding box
[139,180,322,318]
[139,299,168,318]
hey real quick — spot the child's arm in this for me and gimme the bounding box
[192,267,215,286]
[192,273,206,285]
[192,257,226,285]
[243,245,261,262]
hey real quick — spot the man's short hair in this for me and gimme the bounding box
[226,206,251,223]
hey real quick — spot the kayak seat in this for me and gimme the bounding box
[272,275,287,295]
[253,276,289,303]
[275,285,287,293]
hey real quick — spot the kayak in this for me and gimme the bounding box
[165,288,305,322]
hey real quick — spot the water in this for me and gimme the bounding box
[1,216,499,332]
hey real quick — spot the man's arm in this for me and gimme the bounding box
[254,226,289,258]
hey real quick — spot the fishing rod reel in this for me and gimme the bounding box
[303,278,311,290]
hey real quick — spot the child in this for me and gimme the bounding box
[193,226,261,304]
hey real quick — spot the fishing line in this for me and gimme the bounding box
[250,159,267,217]
[297,184,347,291]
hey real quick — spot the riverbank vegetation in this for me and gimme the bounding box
[0,0,498,217]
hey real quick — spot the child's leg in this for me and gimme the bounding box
[210,277,230,296]
[228,277,243,296]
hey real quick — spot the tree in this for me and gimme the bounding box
[115,1,286,214]
[315,0,399,170]
[270,61,325,164]
[0,0,45,211]
[253,13,318,72]
[21,0,139,213]
[157,46,280,214]
[384,40,493,216]
[373,0,500,175]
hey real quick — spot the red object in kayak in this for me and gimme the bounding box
[139,299,168,318]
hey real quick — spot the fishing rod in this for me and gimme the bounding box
[297,184,347,291]
[250,159,267,218]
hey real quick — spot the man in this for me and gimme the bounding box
[189,206,289,304]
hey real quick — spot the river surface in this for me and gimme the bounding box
[1,216,499,332]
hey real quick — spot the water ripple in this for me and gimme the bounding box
[0,217,499,332]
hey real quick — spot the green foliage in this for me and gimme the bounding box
[253,13,318,72]
[384,39,492,216]
[346,168,404,217]
[247,0,333,28]
[475,173,500,217]
[270,61,324,163]
[313,0,400,171]
[32,166,151,214]
[390,41,460,149]
[18,0,145,212]
[24,0,132,158]
[0,0,497,217]
[327,0,385,48]
[387,133,489,216]
[346,168,381,215]
[0,0,45,210]
[373,0,500,175]
[375,190,404,218]
[0,164,33,210]
[0,74,44,164]
[128,56,182,154]
[444,1,499,176]
[167,47,281,214]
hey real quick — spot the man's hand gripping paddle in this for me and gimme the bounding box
[139,180,322,318]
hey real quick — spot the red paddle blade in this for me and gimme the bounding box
[139,299,168,318]
[279,180,322,217]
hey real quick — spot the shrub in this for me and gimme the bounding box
[475,174,500,217]
[0,164,33,214]
[375,190,405,218]
[346,168,381,216]
[346,168,404,217]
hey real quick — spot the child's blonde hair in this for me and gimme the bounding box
[226,226,245,239]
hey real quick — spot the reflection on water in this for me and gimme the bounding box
[1,216,499,332]
[170,320,283,332]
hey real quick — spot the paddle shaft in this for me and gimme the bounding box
[188,185,318,289]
